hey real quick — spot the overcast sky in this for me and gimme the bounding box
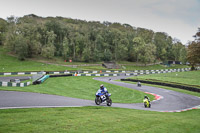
[0,0,199,44]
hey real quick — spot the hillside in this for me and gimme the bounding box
[0,14,187,64]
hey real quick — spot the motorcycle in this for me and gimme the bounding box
[143,98,151,108]
[95,90,112,106]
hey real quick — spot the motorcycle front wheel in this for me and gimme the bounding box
[95,97,101,105]
[144,103,147,108]
[107,98,112,106]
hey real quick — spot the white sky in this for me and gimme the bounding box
[0,0,200,44]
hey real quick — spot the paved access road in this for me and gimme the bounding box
[0,75,200,112]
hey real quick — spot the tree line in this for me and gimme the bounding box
[0,14,188,64]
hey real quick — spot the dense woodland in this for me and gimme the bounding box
[0,14,192,64]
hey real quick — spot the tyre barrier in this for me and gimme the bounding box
[121,79,200,93]
[32,74,72,85]
[49,74,73,77]
[33,75,49,85]
[0,81,31,87]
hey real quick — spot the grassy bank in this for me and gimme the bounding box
[0,107,199,133]
[0,46,190,72]
[122,64,189,70]
[0,46,76,72]
[128,71,200,86]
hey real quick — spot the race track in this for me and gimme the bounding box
[0,75,200,112]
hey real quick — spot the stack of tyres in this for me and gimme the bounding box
[33,75,49,85]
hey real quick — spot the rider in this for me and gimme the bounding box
[144,95,150,103]
[99,84,108,94]
[99,84,108,100]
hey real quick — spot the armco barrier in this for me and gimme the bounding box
[0,81,31,87]
[121,79,200,93]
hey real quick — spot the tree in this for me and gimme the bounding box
[0,19,8,45]
[153,32,169,61]
[2,15,178,62]
[187,28,200,69]
[136,28,154,44]
[132,37,145,62]
[142,43,156,65]
[41,31,56,59]
[62,37,70,60]
[15,35,28,60]
[103,49,112,61]
[110,28,122,61]
[41,45,55,59]
[118,38,129,60]
[179,47,187,64]
[193,27,200,41]
[172,41,184,61]
[82,47,91,62]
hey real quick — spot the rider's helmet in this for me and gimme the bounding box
[144,95,148,99]
[100,84,104,89]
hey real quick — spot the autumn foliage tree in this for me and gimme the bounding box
[187,28,200,70]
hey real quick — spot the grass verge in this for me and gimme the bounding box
[0,107,200,133]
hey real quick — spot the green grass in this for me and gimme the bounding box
[0,46,190,72]
[0,46,199,133]
[119,70,200,97]
[122,81,200,97]
[0,107,200,133]
[0,76,154,103]
[0,46,77,72]
[122,64,189,70]
[76,65,107,70]
[129,71,200,86]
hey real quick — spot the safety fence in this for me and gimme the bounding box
[0,67,195,76]
[125,68,192,76]
[0,81,31,87]
[74,73,120,76]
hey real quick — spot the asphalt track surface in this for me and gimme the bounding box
[0,75,200,112]
[0,76,31,82]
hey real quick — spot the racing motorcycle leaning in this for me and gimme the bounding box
[143,98,151,108]
[95,90,112,106]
